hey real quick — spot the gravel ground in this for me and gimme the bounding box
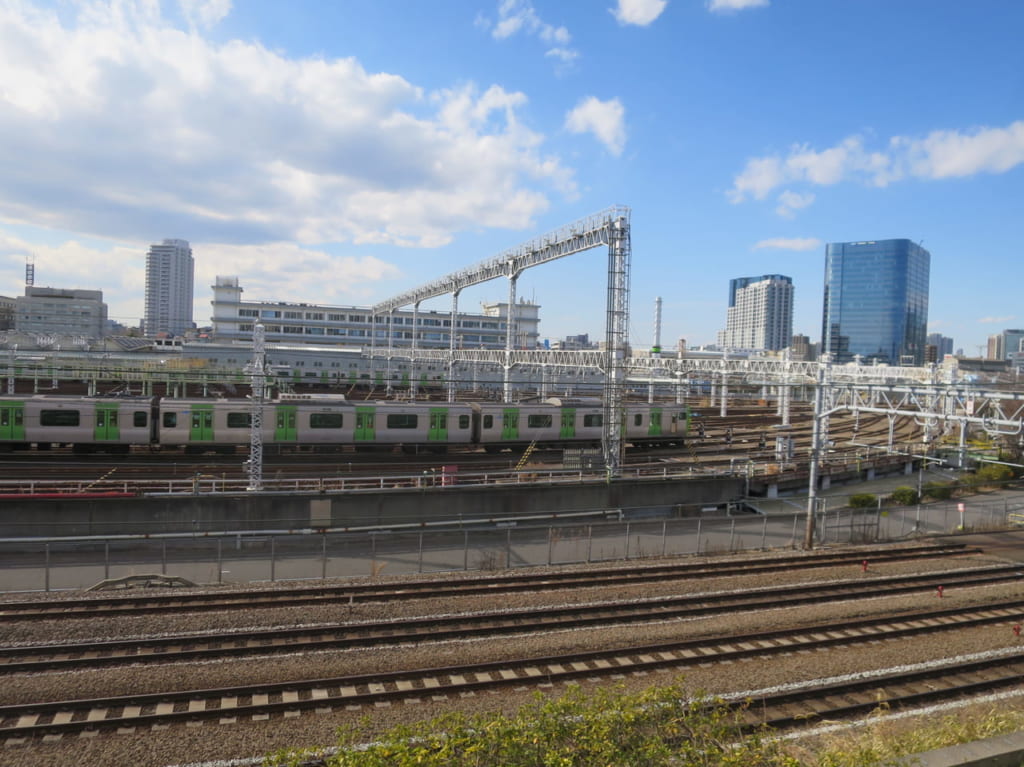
[3,543,1023,767]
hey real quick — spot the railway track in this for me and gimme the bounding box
[0,543,979,621]
[4,600,1023,743]
[2,563,1020,674]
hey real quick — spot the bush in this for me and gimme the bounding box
[889,486,919,506]
[848,493,878,509]
[922,481,954,501]
[976,463,1013,485]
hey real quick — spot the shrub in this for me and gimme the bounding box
[889,486,919,506]
[922,481,954,501]
[976,463,1013,485]
[848,493,878,509]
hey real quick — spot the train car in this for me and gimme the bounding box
[0,395,155,453]
[156,396,476,454]
[474,398,605,452]
[623,404,690,448]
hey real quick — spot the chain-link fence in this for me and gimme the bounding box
[4,491,1023,592]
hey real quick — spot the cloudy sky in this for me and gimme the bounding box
[0,0,1021,354]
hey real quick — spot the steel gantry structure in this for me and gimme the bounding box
[370,206,632,475]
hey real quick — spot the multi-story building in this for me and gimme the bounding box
[0,295,15,330]
[822,239,930,365]
[717,274,793,352]
[210,276,540,350]
[144,238,194,337]
[987,329,1024,361]
[15,287,107,337]
[926,333,954,358]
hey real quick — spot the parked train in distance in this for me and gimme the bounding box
[0,394,691,454]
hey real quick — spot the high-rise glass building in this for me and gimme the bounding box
[144,239,194,337]
[822,239,930,365]
[717,274,793,352]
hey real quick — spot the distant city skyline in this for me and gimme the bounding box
[0,1,1020,353]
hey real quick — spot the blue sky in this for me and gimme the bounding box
[0,0,1021,355]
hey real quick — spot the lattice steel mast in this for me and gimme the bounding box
[246,323,266,492]
[602,211,631,475]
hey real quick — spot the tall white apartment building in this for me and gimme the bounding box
[717,274,793,352]
[144,238,194,337]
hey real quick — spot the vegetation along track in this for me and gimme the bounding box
[0,543,979,622]
[1,563,1021,674]
[4,599,1024,743]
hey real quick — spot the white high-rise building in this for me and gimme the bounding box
[144,239,194,337]
[717,274,793,352]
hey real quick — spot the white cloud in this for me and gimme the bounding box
[707,0,769,13]
[565,97,627,156]
[487,0,578,63]
[978,315,1017,325]
[728,121,1024,212]
[611,0,668,26]
[775,190,815,218]
[0,0,576,250]
[752,237,822,252]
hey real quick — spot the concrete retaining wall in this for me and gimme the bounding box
[0,476,744,537]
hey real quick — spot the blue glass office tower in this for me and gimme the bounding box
[822,239,930,365]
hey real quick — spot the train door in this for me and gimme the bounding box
[560,409,576,439]
[501,408,519,441]
[428,408,448,442]
[189,404,214,442]
[0,401,25,440]
[648,408,663,437]
[275,405,298,441]
[355,407,375,442]
[94,404,120,442]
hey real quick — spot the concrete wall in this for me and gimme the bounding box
[0,477,743,537]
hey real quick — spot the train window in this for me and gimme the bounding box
[634,414,643,426]
[40,409,80,427]
[458,415,470,429]
[227,412,252,428]
[310,413,343,429]
[163,412,177,428]
[527,415,552,428]
[583,414,602,427]
[386,414,418,429]
[134,411,148,427]
[483,415,494,429]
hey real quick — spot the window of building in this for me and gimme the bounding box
[283,325,303,334]
[260,310,281,319]
[283,311,302,319]
[238,309,259,317]
[305,312,324,320]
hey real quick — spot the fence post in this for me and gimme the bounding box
[464,530,470,571]
[761,515,768,550]
[791,515,798,547]
[728,519,735,552]
[322,535,327,580]
[624,522,631,560]
[161,541,167,575]
[270,536,276,582]
[104,541,109,580]
[547,527,553,566]
[418,532,424,574]
[506,527,512,570]
[696,519,702,555]
[217,539,223,584]
[44,543,50,593]
[586,525,593,563]
[661,520,667,557]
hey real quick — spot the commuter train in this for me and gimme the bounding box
[0,394,691,454]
